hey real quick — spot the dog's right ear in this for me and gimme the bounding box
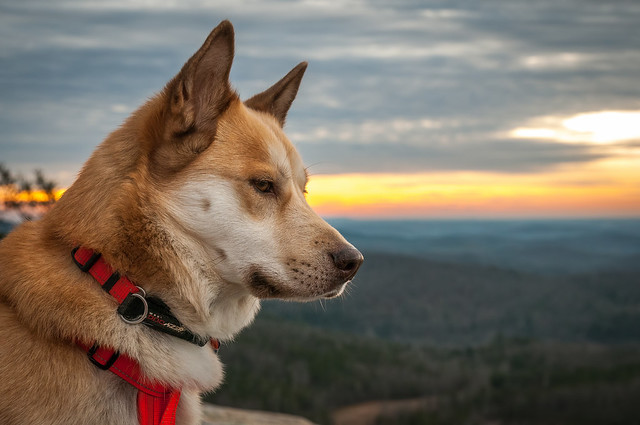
[152,20,237,174]
[244,61,308,127]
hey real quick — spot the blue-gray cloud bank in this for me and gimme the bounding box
[1,0,639,185]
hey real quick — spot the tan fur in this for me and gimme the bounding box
[0,21,362,425]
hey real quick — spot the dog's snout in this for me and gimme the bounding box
[331,246,364,279]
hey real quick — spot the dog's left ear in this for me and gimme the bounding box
[245,62,308,127]
[170,20,236,135]
[151,20,237,175]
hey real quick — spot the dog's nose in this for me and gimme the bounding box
[331,246,364,279]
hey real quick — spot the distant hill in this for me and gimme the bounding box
[262,251,640,346]
[329,218,640,275]
[216,219,640,423]
[207,315,640,425]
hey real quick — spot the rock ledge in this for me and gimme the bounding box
[202,403,317,425]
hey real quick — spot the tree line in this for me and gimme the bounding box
[0,164,58,221]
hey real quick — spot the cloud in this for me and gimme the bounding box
[1,0,639,186]
[509,111,640,144]
[288,118,443,145]
[298,138,605,175]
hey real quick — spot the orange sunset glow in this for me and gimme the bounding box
[306,157,640,218]
[305,110,640,218]
[0,188,64,205]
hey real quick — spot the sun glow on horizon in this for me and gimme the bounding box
[0,188,65,204]
[306,158,640,218]
[2,165,638,220]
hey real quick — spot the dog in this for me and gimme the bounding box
[0,20,363,425]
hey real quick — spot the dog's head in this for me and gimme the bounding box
[149,21,362,301]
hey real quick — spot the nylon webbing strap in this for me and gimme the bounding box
[78,342,181,425]
[72,246,139,303]
[138,391,181,425]
[79,342,171,397]
[72,246,208,346]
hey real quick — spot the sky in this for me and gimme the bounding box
[1,0,639,218]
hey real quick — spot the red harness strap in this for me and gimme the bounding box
[72,247,217,425]
[78,342,181,425]
[139,391,181,425]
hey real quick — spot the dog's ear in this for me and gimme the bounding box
[244,61,308,127]
[170,20,236,134]
[153,20,238,174]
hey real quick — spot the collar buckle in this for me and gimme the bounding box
[118,288,149,325]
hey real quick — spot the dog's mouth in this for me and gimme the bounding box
[246,266,351,300]
[320,281,349,299]
[248,269,283,298]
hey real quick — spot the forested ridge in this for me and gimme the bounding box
[207,315,640,424]
[206,249,640,424]
[262,252,640,346]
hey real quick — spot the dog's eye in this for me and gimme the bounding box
[252,179,274,194]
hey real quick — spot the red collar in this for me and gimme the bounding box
[72,246,210,346]
[72,246,220,425]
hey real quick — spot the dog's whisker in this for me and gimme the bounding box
[318,299,327,312]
